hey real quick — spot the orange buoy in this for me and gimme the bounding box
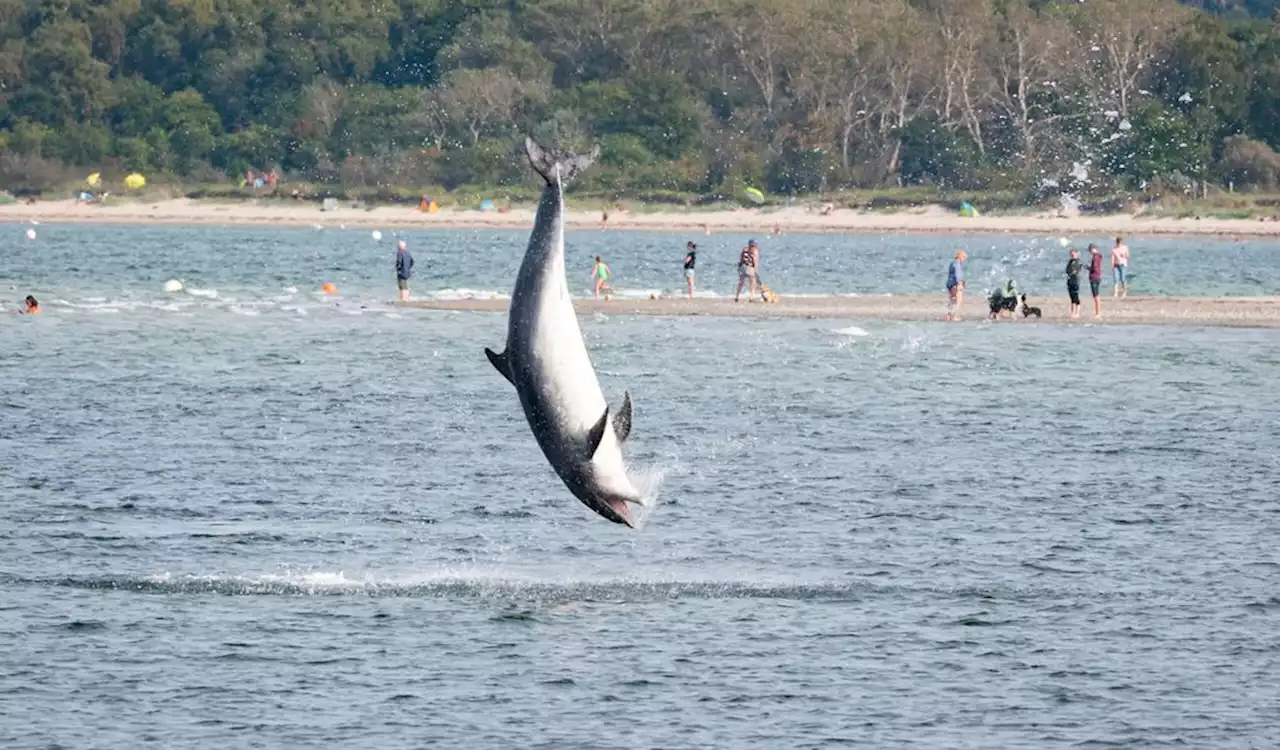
[322,282,338,295]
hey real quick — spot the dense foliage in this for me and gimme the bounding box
[1,0,1279,196]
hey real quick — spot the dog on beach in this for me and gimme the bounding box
[1020,294,1042,318]
[759,284,779,303]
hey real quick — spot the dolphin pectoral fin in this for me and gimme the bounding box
[484,347,514,386]
[586,407,610,458]
[612,391,633,444]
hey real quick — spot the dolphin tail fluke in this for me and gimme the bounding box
[485,347,514,386]
[525,137,599,186]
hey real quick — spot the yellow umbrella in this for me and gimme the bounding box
[86,172,101,187]
[743,187,765,204]
[124,173,146,190]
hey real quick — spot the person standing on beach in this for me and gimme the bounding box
[1111,237,1130,298]
[592,255,613,300]
[1065,248,1083,319]
[735,239,760,302]
[395,240,414,301]
[683,242,697,299]
[946,249,967,321]
[1088,244,1104,319]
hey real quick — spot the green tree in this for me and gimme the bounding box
[1101,101,1211,184]
[11,19,111,125]
[562,74,703,160]
[164,89,221,170]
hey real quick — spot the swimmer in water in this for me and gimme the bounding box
[592,255,613,300]
[21,295,39,314]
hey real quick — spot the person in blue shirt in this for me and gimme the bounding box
[946,249,967,321]
[395,240,414,301]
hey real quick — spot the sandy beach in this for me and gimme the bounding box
[4,197,1280,237]
[400,294,1280,328]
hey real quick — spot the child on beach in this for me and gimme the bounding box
[592,256,613,300]
[946,250,966,321]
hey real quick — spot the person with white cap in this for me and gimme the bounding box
[395,240,414,301]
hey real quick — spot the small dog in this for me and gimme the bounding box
[759,284,779,303]
[1020,294,1042,318]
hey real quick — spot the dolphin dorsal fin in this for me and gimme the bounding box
[613,392,632,444]
[484,347,514,386]
[586,407,610,458]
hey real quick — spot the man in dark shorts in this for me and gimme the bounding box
[1088,244,1103,319]
[395,240,414,301]
[1065,248,1082,319]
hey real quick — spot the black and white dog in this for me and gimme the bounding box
[1020,294,1042,318]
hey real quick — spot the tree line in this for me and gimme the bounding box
[2,0,1279,198]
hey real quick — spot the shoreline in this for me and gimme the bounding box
[399,295,1280,328]
[4,198,1280,238]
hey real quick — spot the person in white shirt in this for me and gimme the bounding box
[1111,237,1131,298]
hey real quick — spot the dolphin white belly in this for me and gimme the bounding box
[485,138,641,527]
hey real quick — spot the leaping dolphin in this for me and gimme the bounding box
[484,137,643,527]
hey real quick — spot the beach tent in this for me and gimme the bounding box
[86,173,101,187]
[479,199,496,212]
[959,201,980,218]
[124,173,146,189]
[419,197,439,213]
[743,187,765,204]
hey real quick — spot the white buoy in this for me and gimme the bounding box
[1058,237,1070,247]
[371,230,382,241]
[164,279,184,293]
[25,229,36,240]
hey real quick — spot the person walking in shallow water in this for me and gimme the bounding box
[682,242,697,299]
[946,249,966,321]
[395,240,414,301]
[1065,247,1083,319]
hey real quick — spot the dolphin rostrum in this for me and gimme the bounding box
[484,137,644,527]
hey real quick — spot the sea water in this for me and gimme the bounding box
[2,225,1279,747]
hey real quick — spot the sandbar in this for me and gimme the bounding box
[400,295,1280,328]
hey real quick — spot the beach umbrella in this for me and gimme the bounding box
[86,172,101,187]
[959,201,980,218]
[124,173,146,190]
[743,187,765,204]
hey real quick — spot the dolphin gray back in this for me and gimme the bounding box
[525,137,600,186]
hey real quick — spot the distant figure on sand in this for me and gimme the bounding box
[946,249,967,321]
[592,255,613,300]
[683,242,697,299]
[1065,248,1083,319]
[736,239,762,302]
[395,240,414,301]
[1111,237,1130,298]
[1088,244,1104,319]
